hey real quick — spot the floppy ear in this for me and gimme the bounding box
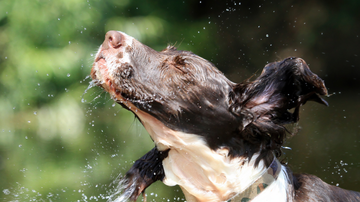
[229,57,328,153]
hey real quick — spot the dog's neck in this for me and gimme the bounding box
[229,156,282,201]
[161,135,291,202]
[230,158,292,202]
[135,110,292,202]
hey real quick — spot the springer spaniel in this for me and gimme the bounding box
[90,31,360,202]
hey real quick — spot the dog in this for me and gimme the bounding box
[90,30,360,202]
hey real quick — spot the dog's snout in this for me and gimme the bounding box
[102,30,122,50]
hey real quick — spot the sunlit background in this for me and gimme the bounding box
[1,0,360,201]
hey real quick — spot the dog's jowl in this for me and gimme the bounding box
[91,31,360,202]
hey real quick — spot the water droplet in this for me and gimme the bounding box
[19,144,22,148]
[266,34,269,37]
[69,41,71,44]
[67,73,71,77]
[58,18,60,20]
[3,189,10,195]
[25,136,28,139]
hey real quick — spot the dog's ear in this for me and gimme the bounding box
[229,57,327,152]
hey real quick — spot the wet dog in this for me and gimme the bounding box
[91,31,360,202]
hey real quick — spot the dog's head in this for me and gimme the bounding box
[91,31,328,165]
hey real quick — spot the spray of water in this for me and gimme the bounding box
[81,76,105,104]
[107,174,141,202]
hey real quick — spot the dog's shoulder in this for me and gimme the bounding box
[293,173,360,202]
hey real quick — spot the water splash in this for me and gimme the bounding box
[81,76,104,104]
[107,174,139,202]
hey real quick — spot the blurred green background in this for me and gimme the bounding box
[1,0,360,201]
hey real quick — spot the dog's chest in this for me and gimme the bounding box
[135,110,269,201]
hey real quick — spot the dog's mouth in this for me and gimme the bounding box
[92,59,134,115]
[91,31,134,107]
[94,52,105,63]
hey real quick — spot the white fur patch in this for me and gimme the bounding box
[251,165,291,202]
[133,109,291,202]
[93,31,134,84]
[107,31,133,74]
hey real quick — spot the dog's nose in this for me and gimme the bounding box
[102,30,122,50]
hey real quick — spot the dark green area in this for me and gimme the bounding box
[0,0,359,201]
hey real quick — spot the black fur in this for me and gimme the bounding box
[293,173,360,201]
[123,147,169,201]
[227,57,328,165]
